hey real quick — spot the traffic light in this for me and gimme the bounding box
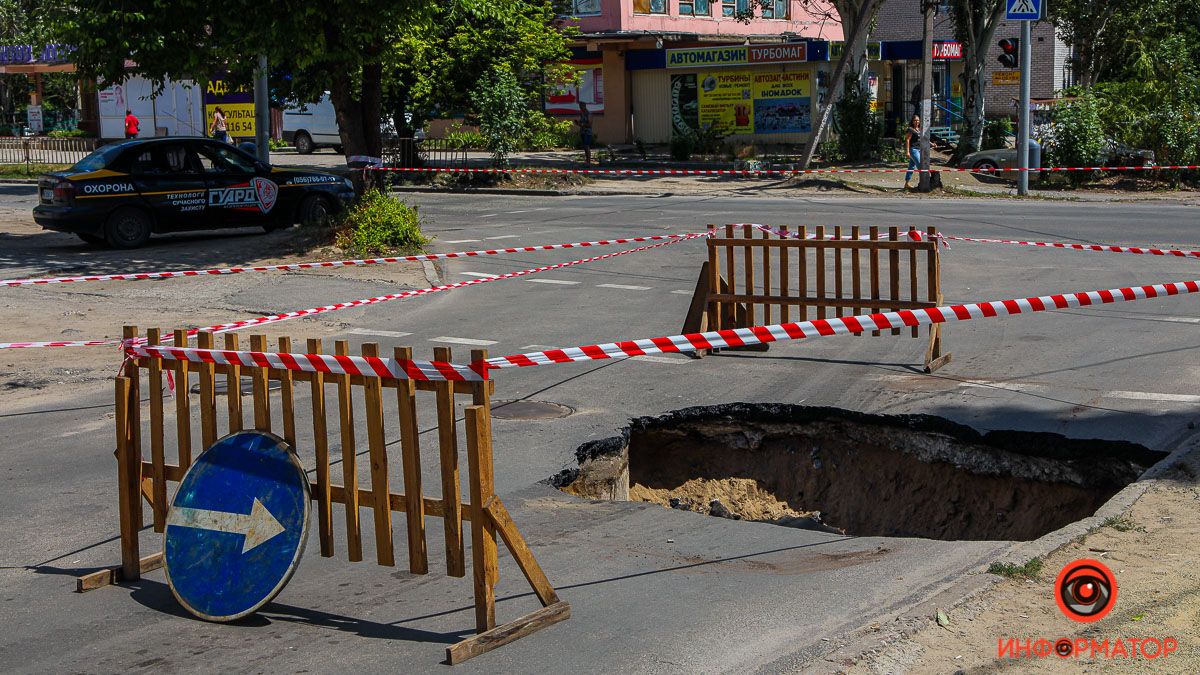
[997,38,1019,68]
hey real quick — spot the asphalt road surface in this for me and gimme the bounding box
[3,191,1199,672]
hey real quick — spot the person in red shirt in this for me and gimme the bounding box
[124,110,139,139]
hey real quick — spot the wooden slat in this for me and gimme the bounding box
[325,483,469,520]
[335,339,362,562]
[798,226,808,321]
[761,226,771,325]
[115,369,141,581]
[724,224,735,315]
[140,461,184,482]
[172,329,193,469]
[742,224,755,326]
[360,343,395,567]
[833,226,844,315]
[250,335,272,432]
[778,226,790,323]
[446,601,570,665]
[707,236,721,331]
[869,226,881,336]
[197,332,218,450]
[307,338,334,557]
[146,329,167,532]
[434,346,465,578]
[486,498,559,607]
[224,333,243,432]
[76,553,164,593]
[814,226,826,319]
[395,346,428,574]
[909,230,920,338]
[851,226,863,328]
[888,227,901,336]
[465,404,497,632]
[278,337,297,446]
[706,293,936,310]
[471,348,499,591]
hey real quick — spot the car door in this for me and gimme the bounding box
[128,143,208,229]
[194,140,279,227]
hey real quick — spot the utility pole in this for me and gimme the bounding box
[918,0,934,192]
[254,54,270,164]
[1017,20,1031,195]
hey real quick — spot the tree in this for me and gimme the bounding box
[948,0,1006,160]
[53,0,508,161]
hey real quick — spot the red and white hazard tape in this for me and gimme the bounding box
[940,234,1200,259]
[0,232,708,350]
[2,232,700,287]
[369,164,1200,178]
[484,278,1200,369]
[748,223,950,248]
[125,343,486,382]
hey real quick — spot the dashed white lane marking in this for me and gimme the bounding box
[877,375,1200,405]
[441,239,481,244]
[1106,390,1200,403]
[671,290,694,295]
[521,345,559,351]
[615,355,689,365]
[345,329,413,339]
[485,235,520,240]
[429,337,499,346]
[1150,316,1200,324]
[481,213,500,218]
[597,283,652,291]
[527,279,581,285]
[460,272,500,278]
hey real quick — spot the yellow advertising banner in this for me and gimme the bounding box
[678,68,814,136]
[697,70,754,134]
[993,71,1020,85]
[205,103,256,137]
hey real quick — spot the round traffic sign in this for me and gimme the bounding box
[164,431,310,622]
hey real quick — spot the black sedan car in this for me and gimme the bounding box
[34,137,357,248]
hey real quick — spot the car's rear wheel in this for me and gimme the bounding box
[973,159,999,173]
[77,233,105,246]
[298,194,332,228]
[294,131,314,155]
[104,208,152,249]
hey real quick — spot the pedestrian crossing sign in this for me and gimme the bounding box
[1006,0,1042,21]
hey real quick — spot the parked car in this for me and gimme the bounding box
[960,140,1154,173]
[33,137,356,248]
[282,93,342,154]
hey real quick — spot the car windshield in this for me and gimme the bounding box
[70,143,126,172]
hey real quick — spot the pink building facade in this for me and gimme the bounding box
[557,0,843,144]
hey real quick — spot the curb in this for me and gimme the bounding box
[0,178,40,185]
[388,185,646,198]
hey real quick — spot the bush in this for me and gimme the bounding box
[832,76,882,161]
[471,65,527,165]
[1044,93,1105,184]
[982,118,1013,151]
[521,111,578,150]
[817,139,844,163]
[268,137,289,151]
[48,128,88,138]
[334,190,429,255]
[669,133,694,161]
[444,128,488,149]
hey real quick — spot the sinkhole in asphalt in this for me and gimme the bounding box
[553,404,1166,541]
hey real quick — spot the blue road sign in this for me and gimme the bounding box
[1006,0,1042,21]
[164,431,310,622]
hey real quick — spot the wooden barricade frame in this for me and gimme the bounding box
[79,327,568,664]
[683,224,951,372]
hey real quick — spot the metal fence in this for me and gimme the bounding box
[382,137,468,169]
[0,137,98,168]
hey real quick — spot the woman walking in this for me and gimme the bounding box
[904,114,921,190]
[209,106,231,144]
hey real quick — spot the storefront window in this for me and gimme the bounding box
[634,0,668,14]
[680,0,712,16]
[761,0,788,19]
[722,0,750,17]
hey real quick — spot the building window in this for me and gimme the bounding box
[761,0,788,19]
[634,0,668,14]
[722,0,749,17]
[568,0,601,16]
[680,0,712,16]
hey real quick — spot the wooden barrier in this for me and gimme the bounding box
[79,328,568,664]
[683,224,951,372]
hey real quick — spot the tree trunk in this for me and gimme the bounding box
[951,2,1005,163]
[798,0,880,169]
[329,60,384,190]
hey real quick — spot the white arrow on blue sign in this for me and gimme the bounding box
[164,431,310,622]
[1007,0,1042,21]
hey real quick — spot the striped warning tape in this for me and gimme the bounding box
[124,343,486,381]
[2,232,701,287]
[369,164,1200,178]
[483,278,1200,369]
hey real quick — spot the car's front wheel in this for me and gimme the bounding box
[104,208,153,249]
[298,194,332,228]
[973,159,999,173]
[294,131,314,155]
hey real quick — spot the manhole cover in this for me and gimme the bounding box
[490,400,574,420]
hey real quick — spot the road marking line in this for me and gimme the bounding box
[460,272,499,278]
[481,213,500,218]
[670,290,694,295]
[442,239,481,244]
[429,336,498,346]
[345,329,413,339]
[527,279,581,285]
[1150,316,1200,324]
[521,345,559,351]
[597,283,652,291]
[616,355,688,365]
[486,235,520,240]
[1105,391,1200,403]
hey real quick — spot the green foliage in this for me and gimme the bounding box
[443,127,488,149]
[334,190,428,255]
[832,76,881,161]
[1044,93,1105,183]
[47,128,88,138]
[521,111,578,150]
[982,118,1012,151]
[268,137,288,151]
[669,133,694,161]
[817,139,845,163]
[471,64,527,165]
[876,139,904,164]
[987,558,1044,579]
[1102,515,1142,532]
[669,123,728,161]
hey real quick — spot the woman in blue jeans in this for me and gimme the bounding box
[904,114,921,189]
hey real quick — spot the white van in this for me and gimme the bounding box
[282,93,341,154]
